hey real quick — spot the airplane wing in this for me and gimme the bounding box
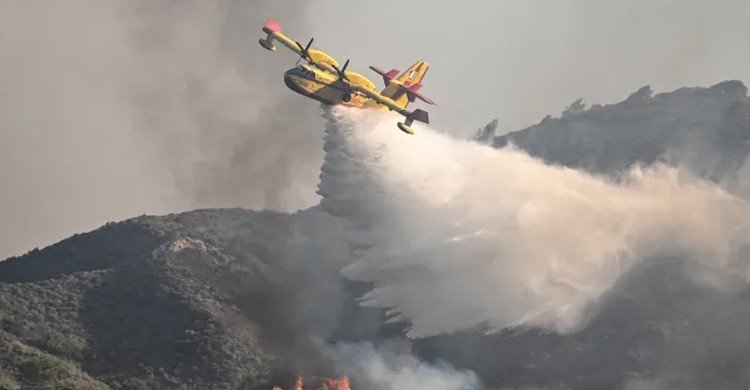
[259,20,303,56]
[349,83,429,135]
[259,19,339,74]
[349,83,404,112]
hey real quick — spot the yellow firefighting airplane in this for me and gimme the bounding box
[258,19,435,135]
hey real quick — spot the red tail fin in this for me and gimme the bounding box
[372,60,433,109]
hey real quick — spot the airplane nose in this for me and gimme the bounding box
[283,72,296,89]
[283,71,306,95]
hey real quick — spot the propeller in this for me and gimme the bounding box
[295,38,314,65]
[335,59,351,83]
[334,59,353,101]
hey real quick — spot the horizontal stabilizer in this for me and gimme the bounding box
[369,66,400,86]
[404,84,436,105]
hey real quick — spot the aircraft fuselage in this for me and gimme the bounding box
[283,65,372,107]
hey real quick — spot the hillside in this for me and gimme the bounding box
[1,82,749,389]
[490,80,750,183]
[0,209,358,389]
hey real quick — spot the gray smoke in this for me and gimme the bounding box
[320,341,480,390]
[737,161,750,201]
[0,0,323,259]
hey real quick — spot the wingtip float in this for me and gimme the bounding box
[259,18,436,135]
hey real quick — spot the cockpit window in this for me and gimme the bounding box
[293,65,316,79]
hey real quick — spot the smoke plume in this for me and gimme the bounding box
[0,1,323,259]
[318,106,750,338]
[321,342,480,390]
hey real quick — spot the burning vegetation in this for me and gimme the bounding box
[273,375,351,390]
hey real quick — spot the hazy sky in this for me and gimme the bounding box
[309,0,750,133]
[1,0,749,259]
[0,1,321,258]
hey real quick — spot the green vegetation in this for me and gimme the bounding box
[0,209,304,389]
[18,355,69,390]
[0,371,19,390]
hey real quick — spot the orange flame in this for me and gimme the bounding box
[272,375,350,390]
[318,376,351,390]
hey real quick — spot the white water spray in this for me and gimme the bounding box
[318,106,750,338]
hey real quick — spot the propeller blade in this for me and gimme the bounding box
[294,38,314,65]
[336,59,351,83]
[294,41,304,65]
